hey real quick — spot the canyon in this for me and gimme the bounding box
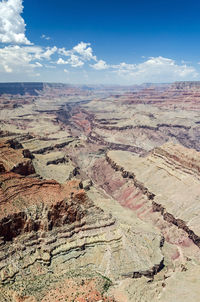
[0,82,200,301]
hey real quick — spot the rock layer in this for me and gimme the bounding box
[1,82,200,301]
[106,143,200,242]
[0,142,164,301]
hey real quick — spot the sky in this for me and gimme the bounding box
[0,0,200,84]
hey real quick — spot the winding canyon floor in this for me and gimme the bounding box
[1,82,200,301]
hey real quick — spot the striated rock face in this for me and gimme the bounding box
[106,143,200,243]
[0,143,164,301]
[0,141,35,176]
[32,151,76,183]
[2,82,200,301]
[0,172,87,240]
[71,81,200,154]
[101,143,200,301]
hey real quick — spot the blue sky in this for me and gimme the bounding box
[0,0,200,84]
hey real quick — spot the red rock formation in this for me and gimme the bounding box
[0,170,87,241]
[0,141,35,176]
[0,139,89,243]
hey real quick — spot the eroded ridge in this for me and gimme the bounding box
[106,143,200,248]
[1,82,200,301]
[0,141,164,301]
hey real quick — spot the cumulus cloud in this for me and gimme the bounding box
[91,56,197,83]
[0,45,57,77]
[0,32,198,83]
[56,55,84,67]
[41,46,57,60]
[73,42,97,61]
[138,56,198,80]
[57,42,97,68]
[111,56,198,83]
[68,54,84,67]
[0,0,197,83]
[57,58,68,65]
[91,60,108,70]
[0,45,34,74]
[0,0,31,44]
[58,47,72,57]
[111,62,135,72]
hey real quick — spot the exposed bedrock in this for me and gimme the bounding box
[105,143,200,249]
[0,177,87,242]
[0,169,164,284]
[0,141,35,176]
[74,83,200,153]
[0,143,165,302]
[2,83,200,300]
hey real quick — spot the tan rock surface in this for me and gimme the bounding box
[0,143,164,301]
[32,151,75,183]
[107,143,200,239]
[1,83,200,301]
[0,141,35,175]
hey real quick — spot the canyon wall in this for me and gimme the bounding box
[0,82,200,301]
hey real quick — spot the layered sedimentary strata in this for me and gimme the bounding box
[1,82,200,301]
[32,151,76,183]
[0,143,164,301]
[96,143,200,302]
[106,143,200,244]
[72,82,200,153]
[0,140,35,175]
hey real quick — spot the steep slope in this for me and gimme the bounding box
[103,143,200,302]
[0,141,164,301]
[107,143,200,243]
[1,82,200,301]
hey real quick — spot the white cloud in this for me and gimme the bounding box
[57,53,84,67]
[73,41,97,61]
[41,34,51,41]
[41,46,57,60]
[4,64,12,72]
[58,47,72,57]
[137,56,197,80]
[68,54,84,67]
[0,0,197,83]
[0,45,34,73]
[0,34,198,83]
[91,57,197,83]
[57,58,68,65]
[112,62,135,71]
[35,62,43,67]
[91,60,108,70]
[0,0,31,44]
[57,42,97,68]
[0,45,57,77]
[111,56,198,83]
